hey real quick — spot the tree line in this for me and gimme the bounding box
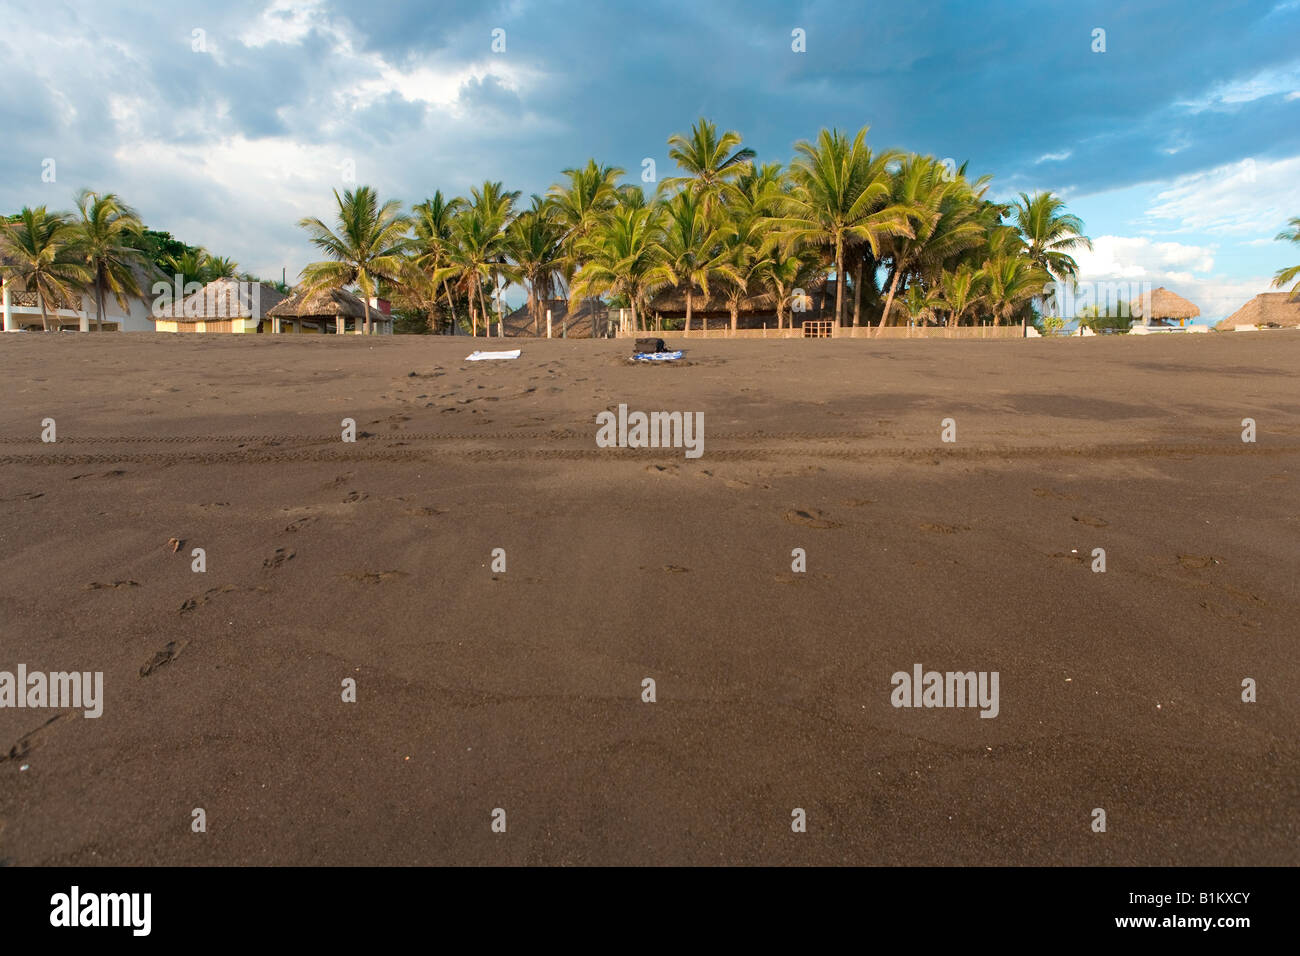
[298,119,1097,336]
[8,119,1298,336]
[0,196,283,331]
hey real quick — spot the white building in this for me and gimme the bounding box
[1,270,157,332]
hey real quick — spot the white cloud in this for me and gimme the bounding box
[1178,59,1300,111]
[1143,155,1300,235]
[1074,235,1275,320]
[1075,236,1216,278]
[240,0,337,50]
[1036,150,1072,163]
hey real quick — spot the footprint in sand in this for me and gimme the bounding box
[1199,600,1260,629]
[1177,554,1221,570]
[263,548,295,569]
[404,506,447,516]
[784,508,841,529]
[69,470,126,481]
[179,584,266,614]
[1072,515,1109,528]
[85,580,139,590]
[139,640,188,677]
[341,570,409,584]
[0,491,43,502]
[919,522,971,534]
[2,712,72,761]
[343,491,369,503]
[283,515,318,533]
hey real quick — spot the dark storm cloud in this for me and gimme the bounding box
[0,0,1296,278]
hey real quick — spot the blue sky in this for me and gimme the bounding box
[2,0,1297,320]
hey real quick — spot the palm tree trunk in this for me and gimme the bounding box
[362,296,372,335]
[730,302,738,334]
[685,290,692,334]
[39,292,50,332]
[477,283,491,338]
[442,282,458,335]
[852,256,863,328]
[95,276,105,332]
[834,234,844,328]
[879,265,903,335]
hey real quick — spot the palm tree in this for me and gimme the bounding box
[758,248,821,330]
[770,127,911,329]
[720,233,770,333]
[469,181,520,329]
[71,190,147,331]
[1272,216,1300,299]
[662,118,756,210]
[1013,191,1092,284]
[570,204,671,332]
[718,163,783,332]
[982,254,1047,326]
[444,181,518,336]
[445,208,496,337]
[548,160,623,320]
[902,281,941,326]
[297,186,411,334]
[204,255,239,280]
[164,249,210,290]
[0,206,90,331]
[659,189,732,333]
[937,264,986,328]
[411,190,468,332]
[505,196,566,335]
[877,156,987,332]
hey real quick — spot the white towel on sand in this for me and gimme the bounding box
[465,349,521,361]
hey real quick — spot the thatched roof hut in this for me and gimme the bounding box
[648,277,837,330]
[1215,291,1300,330]
[501,297,609,338]
[1131,286,1201,326]
[267,286,391,333]
[268,287,368,319]
[649,276,833,316]
[165,278,287,321]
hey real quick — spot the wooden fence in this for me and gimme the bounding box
[616,325,1027,340]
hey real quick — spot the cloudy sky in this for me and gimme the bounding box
[3,0,1297,320]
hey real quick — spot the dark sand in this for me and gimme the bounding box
[1,332,1296,865]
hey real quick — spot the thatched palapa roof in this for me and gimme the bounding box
[1131,286,1201,320]
[649,277,834,314]
[267,287,369,319]
[501,297,608,338]
[1215,291,1300,330]
[164,278,287,321]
